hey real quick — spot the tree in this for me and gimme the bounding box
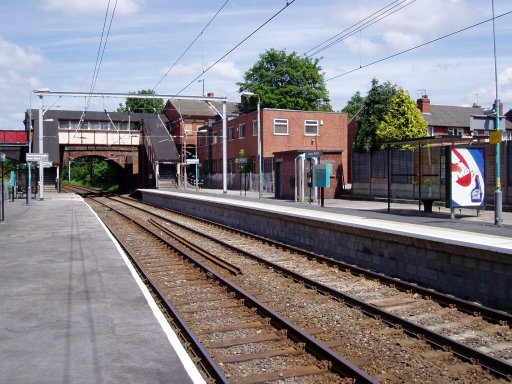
[237,48,332,111]
[341,91,365,120]
[353,78,398,152]
[376,88,428,149]
[117,89,165,114]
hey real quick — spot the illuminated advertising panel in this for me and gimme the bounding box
[450,147,485,207]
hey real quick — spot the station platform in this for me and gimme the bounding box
[139,187,512,311]
[153,187,512,246]
[0,192,204,384]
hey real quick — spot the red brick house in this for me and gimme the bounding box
[196,107,350,195]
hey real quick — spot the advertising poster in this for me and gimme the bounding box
[451,147,485,207]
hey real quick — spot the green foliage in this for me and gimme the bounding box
[341,91,365,120]
[63,158,120,192]
[237,48,332,112]
[376,88,428,149]
[117,89,165,114]
[353,78,398,153]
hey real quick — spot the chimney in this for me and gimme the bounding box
[207,92,214,98]
[240,94,249,109]
[417,95,430,113]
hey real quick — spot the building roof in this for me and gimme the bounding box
[423,105,483,128]
[424,104,512,130]
[166,98,240,118]
[142,116,179,162]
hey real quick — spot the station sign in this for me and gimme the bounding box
[26,153,49,162]
[42,161,53,168]
[185,158,199,165]
[304,150,323,159]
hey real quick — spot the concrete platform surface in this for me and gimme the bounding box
[0,193,204,384]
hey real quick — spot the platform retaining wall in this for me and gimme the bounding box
[140,191,512,311]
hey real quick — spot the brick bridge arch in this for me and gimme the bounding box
[62,148,139,172]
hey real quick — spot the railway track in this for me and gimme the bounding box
[61,184,104,196]
[88,196,376,384]
[89,195,512,383]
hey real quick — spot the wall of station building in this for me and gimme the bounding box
[139,190,512,311]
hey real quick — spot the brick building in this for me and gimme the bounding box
[196,106,350,196]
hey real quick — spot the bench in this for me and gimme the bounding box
[420,198,436,213]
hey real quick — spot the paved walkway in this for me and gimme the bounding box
[0,192,204,384]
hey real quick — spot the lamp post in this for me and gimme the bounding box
[491,0,503,226]
[242,92,262,198]
[195,129,207,191]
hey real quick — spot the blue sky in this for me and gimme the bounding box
[1,0,511,129]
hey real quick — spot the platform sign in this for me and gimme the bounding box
[26,153,48,162]
[185,158,199,165]
[450,147,485,208]
[304,150,323,159]
[42,161,53,168]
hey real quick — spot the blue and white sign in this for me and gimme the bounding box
[451,147,485,207]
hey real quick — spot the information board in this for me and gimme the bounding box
[450,147,485,208]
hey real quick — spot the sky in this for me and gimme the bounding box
[0,0,511,130]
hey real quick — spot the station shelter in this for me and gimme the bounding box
[383,136,490,215]
[273,149,344,201]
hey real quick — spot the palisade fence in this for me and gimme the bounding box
[351,147,446,202]
[202,172,274,193]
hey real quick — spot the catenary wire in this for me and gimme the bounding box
[307,0,417,58]
[326,9,512,82]
[175,0,297,96]
[304,0,404,56]
[152,0,231,91]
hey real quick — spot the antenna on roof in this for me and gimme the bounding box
[415,89,427,98]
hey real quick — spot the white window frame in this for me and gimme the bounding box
[448,127,464,136]
[252,120,258,136]
[304,120,319,136]
[229,127,235,141]
[274,119,288,135]
[239,123,246,139]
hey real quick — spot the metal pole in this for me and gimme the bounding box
[492,0,503,226]
[222,101,227,194]
[26,110,32,206]
[38,95,44,200]
[68,160,71,182]
[257,99,262,198]
[184,131,187,189]
[195,132,199,191]
[1,161,4,222]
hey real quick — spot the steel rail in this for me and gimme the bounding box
[114,196,512,380]
[92,197,380,384]
[89,199,229,383]
[124,196,512,326]
[148,217,242,275]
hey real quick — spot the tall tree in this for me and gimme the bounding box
[237,48,332,111]
[376,88,428,149]
[117,89,165,114]
[341,91,365,120]
[353,78,398,152]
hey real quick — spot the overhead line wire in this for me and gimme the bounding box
[307,0,417,58]
[304,0,403,56]
[152,0,231,91]
[326,9,512,82]
[176,0,297,96]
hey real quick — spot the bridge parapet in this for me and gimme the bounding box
[58,130,142,146]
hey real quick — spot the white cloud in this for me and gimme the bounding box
[0,39,45,70]
[469,67,512,109]
[382,31,422,51]
[40,0,145,16]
